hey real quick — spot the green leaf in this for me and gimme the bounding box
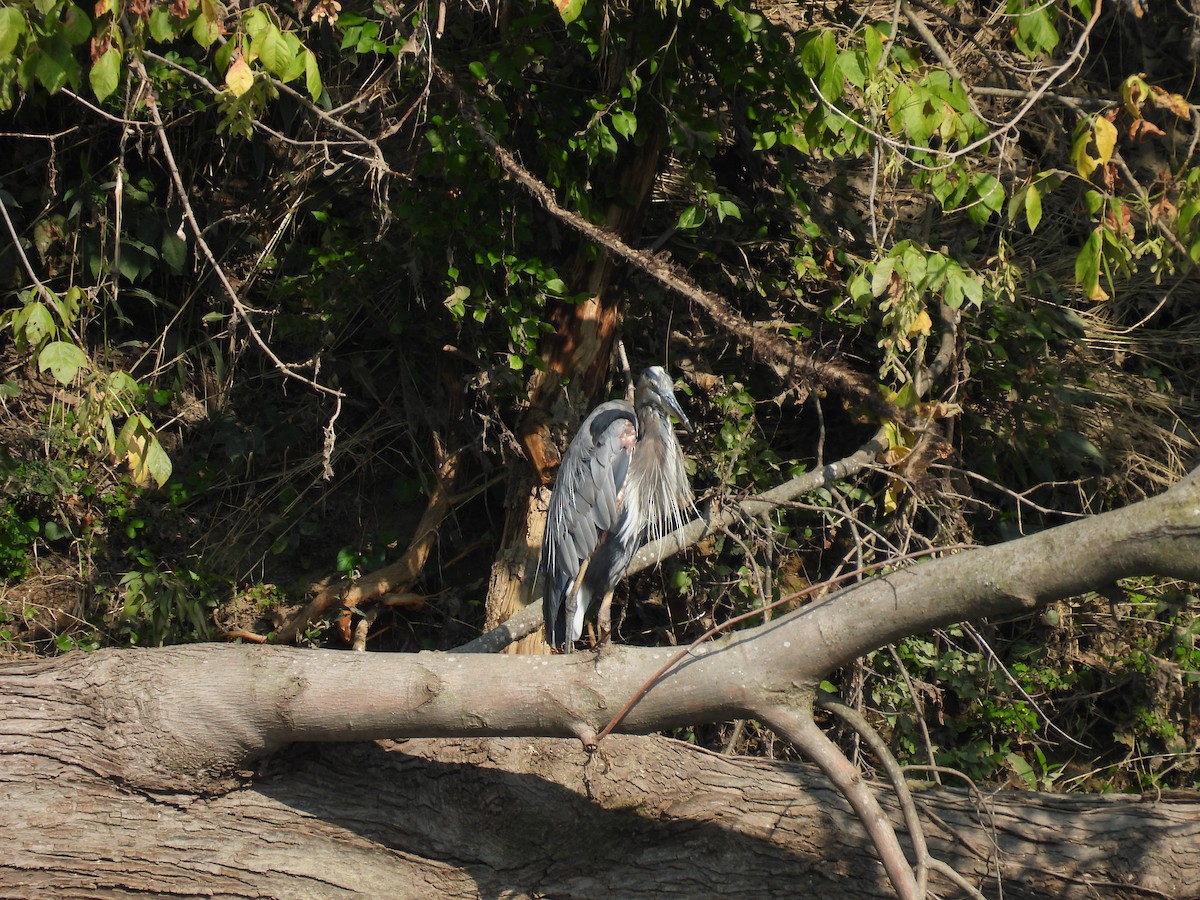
[1024,181,1042,232]
[1055,430,1104,462]
[1074,228,1107,301]
[304,49,321,100]
[161,229,186,274]
[279,33,307,82]
[33,47,71,94]
[611,109,636,140]
[0,7,27,61]
[37,340,89,385]
[864,24,884,70]
[800,30,835,80]
[677,205,703,230]
[959,273,983,307]
[62,5,92,46]
[967,174,1003,225]
[871,257,895,297]
[1007,752,1036,790]
[553,0,585,25]
[90,46,121,102]
[149,7,177,43]
[116,414,172,488]
[192,12,218,48]
[837,49,865,89]
[43,521,69,541]
[243,6,271,42]
[336,546,358,573]
[468,60,487,81]
[13,300,56,349]
[255,25,293,78]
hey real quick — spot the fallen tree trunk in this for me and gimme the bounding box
[1,470,1198,895]
[3,733,1197,898]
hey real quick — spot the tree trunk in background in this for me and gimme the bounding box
[4,730,1197,898]
[483,125,666,654]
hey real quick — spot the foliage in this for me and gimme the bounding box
[1,0,1198,794]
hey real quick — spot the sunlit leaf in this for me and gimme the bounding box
[255,25,292,78]
[1024,180,1042,232]
[1150,85,1191,120]
[1074,228,1108,301]
[90,46,121,102]
[1120,74,1150,118]
[117,414,173,488]
[1072,115,1117,180]
[611,109,636,140]
[37,340,89,385]
[225,56,254,97]
[304,49,321,100]
[677,205,703,230]
[0,7,26,60]
[554,0,585,24]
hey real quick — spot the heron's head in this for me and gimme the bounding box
[637,366,693,433]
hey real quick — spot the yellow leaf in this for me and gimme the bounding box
[1120,74,1150,118]
[1087,279,1109,303]
[1072,115,1117,180]
[1091,116,1117,167]
[906,308,933,339]
[883,479,905,514]
[225,56,254,97]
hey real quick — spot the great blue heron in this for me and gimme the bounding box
[540,366,694,651]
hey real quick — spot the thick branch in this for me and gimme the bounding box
[6,469,1197,793]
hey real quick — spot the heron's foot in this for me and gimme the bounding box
[597,594,613,647]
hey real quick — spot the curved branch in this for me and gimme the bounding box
[430,60,904,427]
[818,691,931,897]
[756,702,920,899]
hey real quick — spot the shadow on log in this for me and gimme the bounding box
[4,733,1198,897]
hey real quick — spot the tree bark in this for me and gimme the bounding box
[3,732,1198,898]
[2,471,1199,895]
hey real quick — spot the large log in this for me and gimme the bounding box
[2,730,1196,897]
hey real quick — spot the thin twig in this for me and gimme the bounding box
[126,38,345,413]
[809,0,1104,170]
[0,192,62,311]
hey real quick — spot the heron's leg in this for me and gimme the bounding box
[597,590,615,646]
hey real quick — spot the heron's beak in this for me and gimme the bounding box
[666,392,693,433]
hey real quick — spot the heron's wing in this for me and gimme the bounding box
[541,399,637,647]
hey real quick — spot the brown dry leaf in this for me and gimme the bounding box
[310,0,342,23]
[1152,196,1177,220]
[1128,118,1165,141]
[1151,86,1192,120]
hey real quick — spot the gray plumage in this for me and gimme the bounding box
[540,366,693,651]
